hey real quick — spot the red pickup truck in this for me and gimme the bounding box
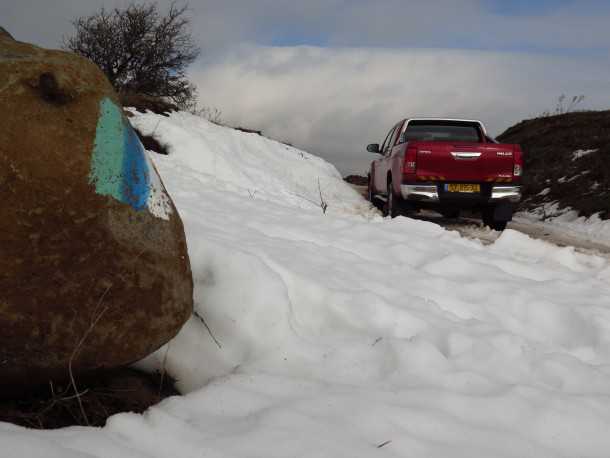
[367,118,523,230]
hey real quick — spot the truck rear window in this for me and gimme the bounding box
[404,121,482,143]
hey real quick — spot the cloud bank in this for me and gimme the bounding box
[4,0,610,173]
[4,1,610,55]
[194,45,610,174]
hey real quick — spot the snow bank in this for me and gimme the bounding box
[4,112,610,458]
[517,201,610,248]
[127,110,373,216]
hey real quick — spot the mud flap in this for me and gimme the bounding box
[493,202,513,222]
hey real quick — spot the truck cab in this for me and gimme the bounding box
[367,118,523,230]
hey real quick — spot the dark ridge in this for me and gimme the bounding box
[498,110,610,219]
[0,26,13,40]
[234,127,262,136]
[133,127,168,155]
[344,175,368,186]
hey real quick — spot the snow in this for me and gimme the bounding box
[4,111,610,458]
[572,149,598,161]
[517,202,610,248]
[557,172,591,184]
[126,109,373,217]
[144,152,173,220]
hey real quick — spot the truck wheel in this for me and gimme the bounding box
[367,174,374,202]
[482,207,508,231]
[384,180,400,218]
[491,220,507,231]
[440,209,460,219]
[368,175,383,210]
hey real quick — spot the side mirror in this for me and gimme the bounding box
[367,143,381,154]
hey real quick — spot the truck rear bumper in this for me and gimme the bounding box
[400,184,439,201]
[400,183,521,204]
[489,185,522,203]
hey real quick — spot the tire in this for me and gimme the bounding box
[368,174,383,210]
[384,180,400,218]
[482,207,507,231]
[440,209,460,219]
[490,220,507,231]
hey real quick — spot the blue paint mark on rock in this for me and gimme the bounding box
[90,97,152,212]
[122,123,150,211]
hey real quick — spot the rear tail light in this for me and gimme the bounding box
[513,145,523,177]
[403,146,417,174]
[514,164,522,176]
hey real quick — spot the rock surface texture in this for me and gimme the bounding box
[0,35,193,391]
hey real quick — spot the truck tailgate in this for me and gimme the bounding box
[414,142,515,182]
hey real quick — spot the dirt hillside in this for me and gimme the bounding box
[497,110,610,219]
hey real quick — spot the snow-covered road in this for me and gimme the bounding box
[3,112,610,458]
[417,213,610,257]
[354,184,610,257]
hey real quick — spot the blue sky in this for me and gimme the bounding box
[484,0,575,15]
[257,0,610,56]
[4,0,610,56]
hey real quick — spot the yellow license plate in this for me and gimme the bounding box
[446,183,480,193]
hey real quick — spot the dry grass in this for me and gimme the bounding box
[0,368,179,429]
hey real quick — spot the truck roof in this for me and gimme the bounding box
[403,118,488,135]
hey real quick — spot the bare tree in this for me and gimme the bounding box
[192,105,224,124]
[64,2,200,109]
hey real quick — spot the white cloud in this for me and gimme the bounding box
[5,0,610,174]
[193,45,610,174]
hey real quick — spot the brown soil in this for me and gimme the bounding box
[133,127,169,155]
[120,92,177,117]
[0,368,179,429]
[497,110,610,219]
[234,126,262,135]
[0,26,13,40]
[344,174,368,186]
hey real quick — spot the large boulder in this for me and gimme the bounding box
[0,35,193,390]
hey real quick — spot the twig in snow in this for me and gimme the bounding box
[158,341,172,397]
[36,381,86,421]
[68,284,112,426]
[64,249,147,425]
[376,440,392,449]
[58,389,91,402]
[151,118,162,136]
[193,310,222,349]
[372,337,383,346]
[287,178,328,214]
[290,192,320,207]
[318,178,328,214]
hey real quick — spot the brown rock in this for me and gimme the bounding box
[0,35,193,391]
